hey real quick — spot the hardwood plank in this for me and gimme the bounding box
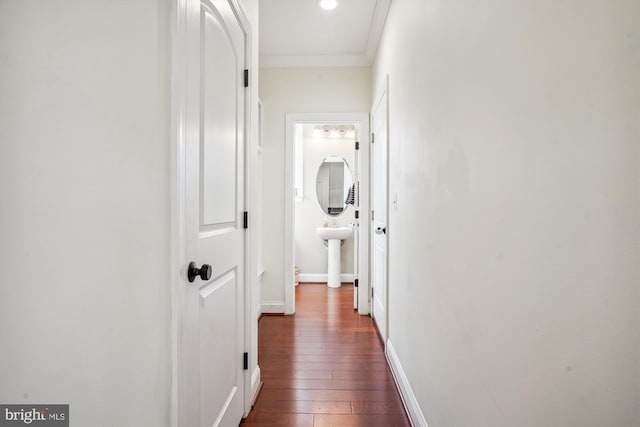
[351,401,405,414]
[266,378,397,390]
[240,413,313,427]
[265,361,389,371]
[259,354,386,363]
[332,370,394,380]
[261,369,333,380]
[252,399,351,414]
[261,347,382,355]
[320,340,382,348]
[313,414,411,427]
[255,386,404,403]
[259,341,325,348]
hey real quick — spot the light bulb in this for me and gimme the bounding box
[345,128,355,139]
[328,128,341,139]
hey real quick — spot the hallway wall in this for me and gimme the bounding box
[259,67,370,309]
[373,1,640,426]
[0,1,171,425]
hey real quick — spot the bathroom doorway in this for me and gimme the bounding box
[284,113,370,315]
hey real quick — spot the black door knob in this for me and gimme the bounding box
[187,262,213,283]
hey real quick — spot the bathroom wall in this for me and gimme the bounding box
[259,67,371,308]
[373,1,640,426]
[295,126,355,280]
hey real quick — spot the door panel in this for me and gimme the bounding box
[200,269,239,426]
[183,0,246,426]
[202,4,239,226]
[371,83,388,345]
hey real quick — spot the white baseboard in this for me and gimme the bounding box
[261,301,285,314]
[250,365,261,404]
[298,273,355,283]
[386,339,429,427]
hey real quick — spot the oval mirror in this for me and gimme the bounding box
[315,155,353,216]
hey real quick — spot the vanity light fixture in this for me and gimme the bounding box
[328,128,342,139]
[318,0,338,11]
[344,128,355,139]
[311,124,356,139]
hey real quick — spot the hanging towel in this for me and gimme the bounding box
[345,183,355,206]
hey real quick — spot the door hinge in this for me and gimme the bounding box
[371,287,374,298]
[372,210,375,221]
[243,352,248,370]
[243,211,248,229]
[355,141,360,150]
[355,210,360,219]
[244,69,249,88]
[354,279,359,288]
[371,132,375,143]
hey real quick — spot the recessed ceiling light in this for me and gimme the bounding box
[318,0,338,11]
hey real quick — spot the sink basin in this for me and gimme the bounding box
[316,226,352,240]
[316,227,352,288]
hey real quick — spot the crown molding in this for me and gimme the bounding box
[260,54,371,68]
[365,0,391,63]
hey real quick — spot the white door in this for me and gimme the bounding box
[371,83,388,344]
[183,0,246,426]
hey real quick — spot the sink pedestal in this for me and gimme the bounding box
[316,227,352,289]
[327,239,341,288]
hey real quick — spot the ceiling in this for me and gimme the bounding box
[259,0,391,68]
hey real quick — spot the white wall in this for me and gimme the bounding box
[0,1,172,426]
[259,67,370,306]
[295,128,355,277]
[373,1,640,426]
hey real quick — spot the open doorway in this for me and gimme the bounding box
[284,113,370,315]
[295,123,356,298]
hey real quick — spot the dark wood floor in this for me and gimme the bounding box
[241,283,411,427]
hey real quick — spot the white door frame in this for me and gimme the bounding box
[284,112,370,315]
[370,75,389,346]
[170,0,254,425]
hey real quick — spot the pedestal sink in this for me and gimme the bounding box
[316,226,353,288]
